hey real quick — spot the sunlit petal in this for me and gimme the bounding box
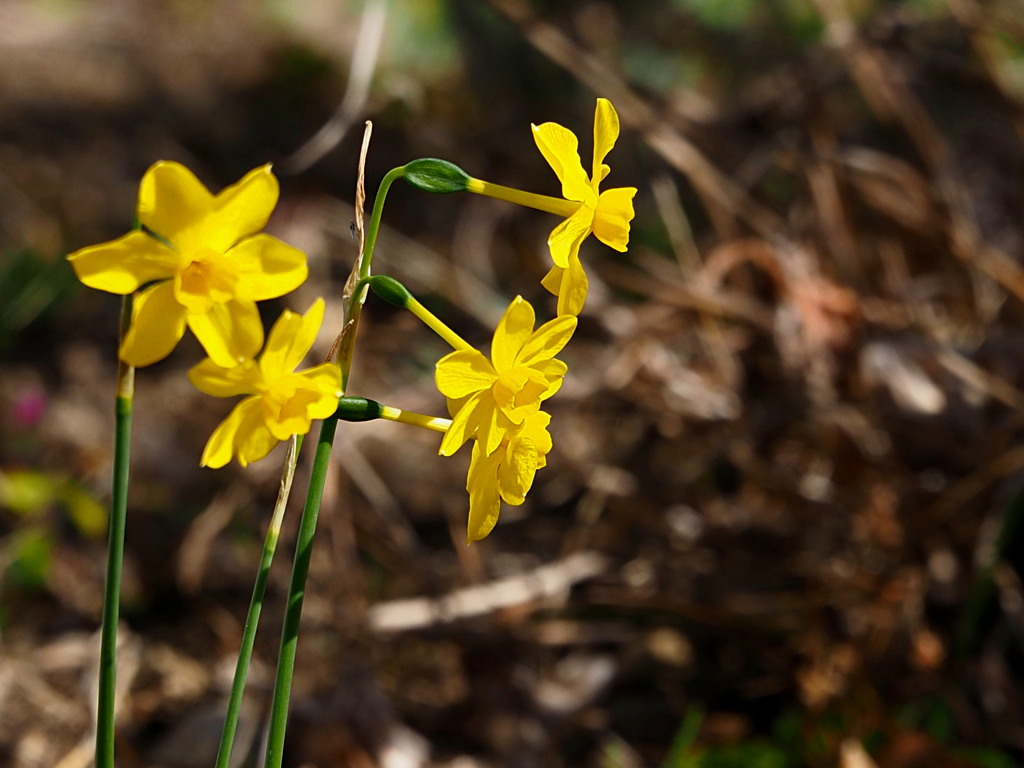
[230,234,308,301]
[519,411,553,454]
[119,282,187,367]
[540,264,563,297]
[593,187,637,252]
[466,442,504,544]
[67,231,180,294]
[532,122,594,204]
[188,358,261,397]
[200,397,260,469]
[517,315,576,366]
[261,299,324,379]
[491,297,534,372]
[497,435,540,506]
[208,164,279,251]
[235,402,279,467]
[188,299,264,368]
[592,98,620,186]
[301,364,345,419]
[266,387,319,441]
[555,251,589,317]
[138,161,213,243]
[436,350,497,399]
[440,391,486,456]
[547,205,593,269]
[477,402,504,456]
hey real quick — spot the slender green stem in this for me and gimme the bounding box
[214,434,303,768]
[96,296,135,768]
[361,166,406,282]
[335,166,406,387]
[262,417,337,768]
[261,165,402,767]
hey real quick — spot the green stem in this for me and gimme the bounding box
[261,165,401,767]
[262,417,338,768]
[95,296,135,768]
[335,166,406,388]
[214,434,303,768]
[361,166,406,282]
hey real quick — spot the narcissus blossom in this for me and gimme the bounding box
[533,98,637,316]
[189,299,342,468]
[435,295,575,459]
[465,410,553,543]
[67,161,308,367]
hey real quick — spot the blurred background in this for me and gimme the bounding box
[3,0,1024,765]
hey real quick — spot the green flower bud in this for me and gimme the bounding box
[334,396,384,422]
[402,158,471,194]
[366,275,412,308]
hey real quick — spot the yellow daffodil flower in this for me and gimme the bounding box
[532,98,637,316]
[435,295,575,459]
[68,161,308,367]
[189,299,342,468]
[465,410,553,543]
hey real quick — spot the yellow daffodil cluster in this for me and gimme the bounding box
[68,98,634,542]
[424,99,633,541]
[68,161,340,467]
[435,298,574,541]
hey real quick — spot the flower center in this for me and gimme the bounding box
[179,260,213,295]
[492,366,548,420]
[175,248,238,311]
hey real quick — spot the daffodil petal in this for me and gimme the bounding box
[436,349,497,399]
[592,98,620,186]
[119,282,187,367]
[541,264,563,297]
[201,396,260,468]
[497,435,540,506]
[517,315,577,366]
[440,391,486,456]
[235,401,279,467]
[266,387,321,441]
[478,402,504,456]
[230,234,309,301]
[261,299,324,379]
[547,204,593,269]
[555,251,589,317]
[188,299,264,368]
[138,161,214,243]
[466,441,504,543]
[593,187,637,252]
[520,411,553,454]
[532,122,594,204]
[491,297,534,372]
[208,164,279,250]
[301,364,345,418]
[188,358,261,398]
[67,231,180,294]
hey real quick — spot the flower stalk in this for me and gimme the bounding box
[466,177,580,218]
[214,434,302,768]
[95,296,135,768]
[262,418,337,768]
